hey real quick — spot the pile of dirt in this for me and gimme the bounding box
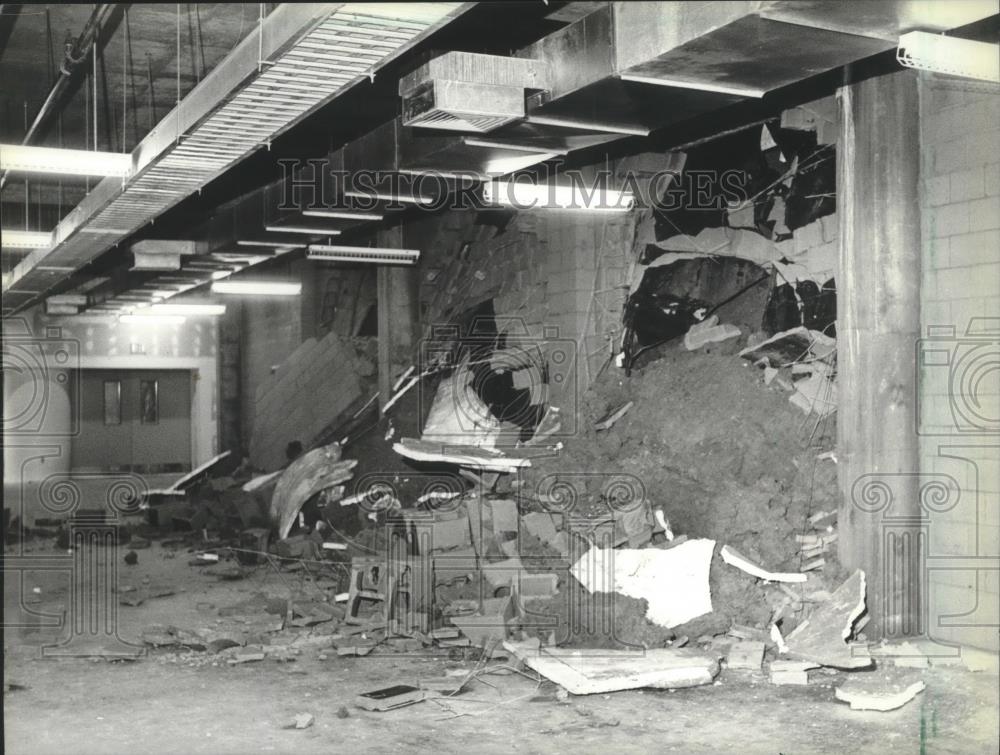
[521,341,842,636]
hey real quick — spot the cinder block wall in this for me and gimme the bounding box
[248,328,370,471]
[918,75,1000,652]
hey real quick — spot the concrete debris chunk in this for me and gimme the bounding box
[726,640,766,671]
[684,317,741,351]
[785,570,872,669]
[834,668,926,711]
[504,640,719,694]
[571,539,715,628]
[290,713,314,729]
[769,660,818,685]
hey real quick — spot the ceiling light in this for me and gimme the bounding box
[119,314,186,325]
[343,189,436,206]
[2,230,52,249]
[483,180,635,212]
[0,144,133,178]
[618,73,765,98]
[897,32,999,83]
[211,281,302,295]
[486,152,559,176]
[302,209,385,221]
[265,225,342,235]
[307,244,420,265]
[148,303,226,316]
[236,240,305,249]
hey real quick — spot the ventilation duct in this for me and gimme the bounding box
[400,51,549,132]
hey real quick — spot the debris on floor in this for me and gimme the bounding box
[834,668,927,711]
[505,639,720,694]
[785,570,872,669]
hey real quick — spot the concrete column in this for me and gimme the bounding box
[377,226,420,413]
[837,71,923,639]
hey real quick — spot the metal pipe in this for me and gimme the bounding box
[0,3,119,189]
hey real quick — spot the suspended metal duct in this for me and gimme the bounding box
[3,2,468,316]
[400,51,549,132]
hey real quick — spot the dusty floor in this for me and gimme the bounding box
[4,540,998,755]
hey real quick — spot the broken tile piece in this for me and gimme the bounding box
[720,544,806,583]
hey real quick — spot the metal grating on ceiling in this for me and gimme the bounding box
[3,3,467,316]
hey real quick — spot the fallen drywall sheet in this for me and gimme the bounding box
[570,539,715,628]
[720,544,807,583]
[504,641,719,694]
[393,438,532,472]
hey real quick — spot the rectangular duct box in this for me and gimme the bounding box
[400,51,549,133]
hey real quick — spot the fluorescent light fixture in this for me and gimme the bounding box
[483,180,635,212]
[237,240,305,249]
[307,244,420,265]
[148,303,226,316]
[2,229,52,249]
[265,225,342,235]
[486,152,559,176]
[302,209,384,221]
[211,280,302,295]
[119,314,186,325]
[619,73,765,98]
[343,189,436,206]
[0,144,133,177]
[524,115,650,137]
[897,32,999,83]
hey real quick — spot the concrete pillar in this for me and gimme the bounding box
[377,226,420,414]
[837,70,923,640]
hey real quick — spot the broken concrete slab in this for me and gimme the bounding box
[785,570,872,669]
[769,659,818,685]
[834,668,926,711]
[720,544,806,583]
[505,640,719,694]
[571,539,715,629]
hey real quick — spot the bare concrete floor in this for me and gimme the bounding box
[5,542,998,754]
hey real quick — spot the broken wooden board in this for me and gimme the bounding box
[594,401,634,431]
[834,668,926,711]
[504,640,719,694]
[720,544,806,583]
[785,569,872,668]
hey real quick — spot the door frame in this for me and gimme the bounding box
[74,355,216,469]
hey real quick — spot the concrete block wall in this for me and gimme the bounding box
[248,329,369,471]
[918,75,1000,652]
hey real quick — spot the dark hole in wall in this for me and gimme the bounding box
[357,303,378,336]
[450,299,545,441]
